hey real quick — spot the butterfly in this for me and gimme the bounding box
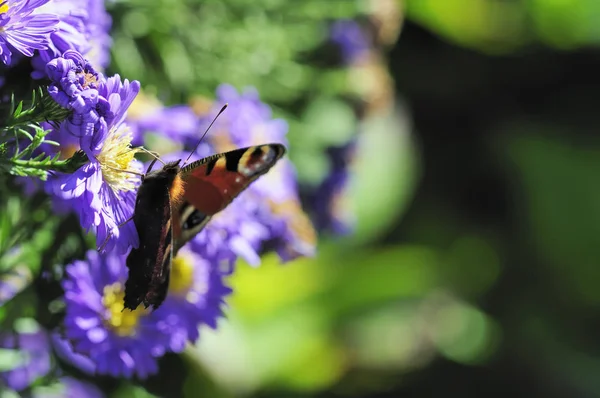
[124,143,286,311]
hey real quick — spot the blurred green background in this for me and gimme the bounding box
[108,0,600,397]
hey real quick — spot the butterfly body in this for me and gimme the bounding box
[124,144,286,311]
[124,161,182,311]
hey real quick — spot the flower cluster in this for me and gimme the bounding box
[12,51,318,384]
[0,0,360,392]
[0,0,110,75]
[43,49,142,254]
[60,249,226,377]
[0,0,59,66]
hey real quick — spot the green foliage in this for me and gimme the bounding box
[110,0,363,104]
[406,0,600,52]
[0,89,89,180]
[2,88,70,127]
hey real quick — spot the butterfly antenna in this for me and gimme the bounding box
[182,103,228,167]
[136,147,166,167]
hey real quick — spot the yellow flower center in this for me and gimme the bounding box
[80,72,98,89]
[0,3,8,14]
[102,282,147,337]
[97,123,141,193]
[170,254,195,295]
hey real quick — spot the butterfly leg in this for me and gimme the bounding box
[97,216,136,252]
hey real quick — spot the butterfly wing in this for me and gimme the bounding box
[174,144,286,249]
[124,165,179,311]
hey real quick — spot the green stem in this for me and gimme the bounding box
[6,92,70,127]
[10,150,88,174]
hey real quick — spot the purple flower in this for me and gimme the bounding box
[330,20,370,64]
[153,247,232,351]
[46,51,139,158]
[0,327,51,391]
[46,49,104,110]
[0,0,59,65]
[44,53,143,253]
[90,74,140,155]
[61,250,176,379]
[202,84,317,263]
[31,0,112,78]
[50,332,96,375]
[45,50,110,157]
[55,120,142,254]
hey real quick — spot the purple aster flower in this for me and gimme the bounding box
[87,73,139,155]
[44,54,143,253]
[330,20,370,64]
[45,50,108,154]
[62,250,177,379]
[56,119,142,254]
[153,247,232,351]
[46,47,104,104]
[46,51,139,158]
[50,332,96,375]
[0,327,51,391]
[201,84,317,262]
[0,0,59,65]
[30,0,112,79]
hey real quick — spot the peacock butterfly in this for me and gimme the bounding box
[123,109,286,311]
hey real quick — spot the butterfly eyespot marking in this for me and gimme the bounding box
[238,145,277,177]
